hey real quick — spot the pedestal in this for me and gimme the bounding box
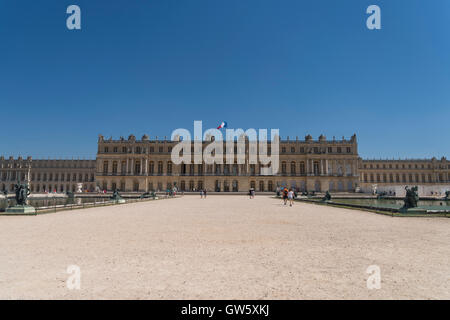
[4,205,36,215]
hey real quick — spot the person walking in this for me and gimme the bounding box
[282,187,288,205]
[200,189,204,199]
[203,189,207,198]
[288,189,294,206]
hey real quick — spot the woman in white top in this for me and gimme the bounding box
[288,189,294,206]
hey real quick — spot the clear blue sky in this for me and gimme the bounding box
[0,0,449,159]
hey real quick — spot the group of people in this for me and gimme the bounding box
[199,189,207,199]
[281,187,295,206]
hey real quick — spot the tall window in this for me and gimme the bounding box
[103,161,109,174]
[300,162,305,175]
[259,181,264,191]
[158,161,163,174]
[135,161,141,174]
[313,162,320,175]
[167,161,172,175]
[112,161,118,174]
[290,162,296,175]
[149,161,154,174]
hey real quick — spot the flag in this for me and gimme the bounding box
[217,121,227,129]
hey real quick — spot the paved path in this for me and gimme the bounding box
[0,195,449,299]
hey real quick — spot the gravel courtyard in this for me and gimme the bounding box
[0,195,449,299]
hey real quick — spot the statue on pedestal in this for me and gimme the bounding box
[3,181,36,215]
[14,180,30,206]
[403,186,419,209]
[322,191,332,202]
[110,189,125,203]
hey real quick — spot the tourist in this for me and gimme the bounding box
[200,189,204,199]
[282,187,288,205]
[288,189,294,206]
[204,189,207,198]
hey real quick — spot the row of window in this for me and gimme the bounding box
[102,145,353,155]
[1,183,95,193]
[363,173,449,183]
[0,171,94,182]
[363,163,449,170]
[99,179,354,193]
[0,162,94,169]
[102,161,350,176]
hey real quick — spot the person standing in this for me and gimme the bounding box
[282,187,288,205]
[204,189,207,198]
[200,189,204,199]
[288,189,294,206]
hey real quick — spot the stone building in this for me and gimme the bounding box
[95,134,360,193]
[1,133,448,194]
[358,157,450,196]
[0,156,96,193]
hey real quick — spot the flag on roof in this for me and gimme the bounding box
[217,121,227,129]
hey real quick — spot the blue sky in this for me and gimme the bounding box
[0,0,449,159]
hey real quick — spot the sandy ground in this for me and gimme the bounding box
[0,195,449,300]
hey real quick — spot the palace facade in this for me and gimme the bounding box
[95,134,450,194]
[1,134,449,194]
[0,156,96,193]
[95,134,360,193]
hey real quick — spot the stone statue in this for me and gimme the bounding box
[377,191,387,199]
[403,186,419,209]
[110,189,123,200]
[66,191,74,198]
[445,191,450,200]
[322,191,331,201]
[14,180,31,206]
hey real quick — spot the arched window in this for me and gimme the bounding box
[149,161,154,174]
[135,161,141,174]
[290,162,296,175]
[300,162,305,175]
[232,180,238,192]
[313,162,320,175]
[157,161,163,175]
